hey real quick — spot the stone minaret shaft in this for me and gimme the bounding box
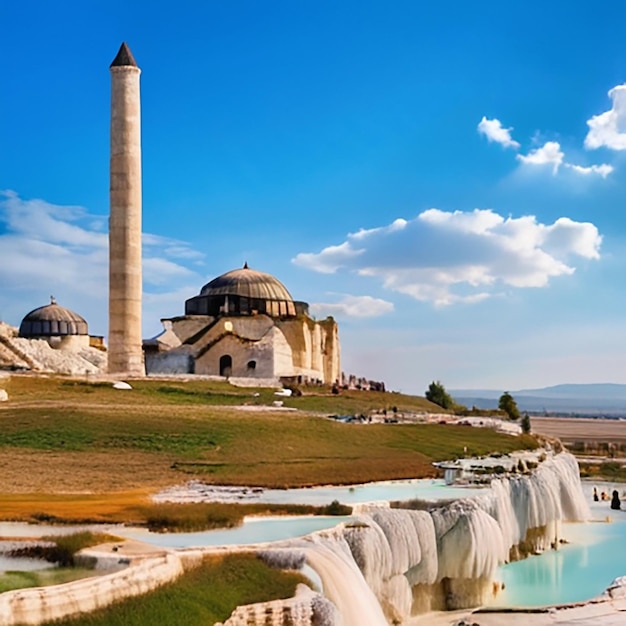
[108,42,144,375]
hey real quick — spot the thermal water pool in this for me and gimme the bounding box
[495,512,626,606]
[1,479,486,561]
[153,477,488,506]
[116,515,354,548]
[117,479,489,548]
[0,554,50,574]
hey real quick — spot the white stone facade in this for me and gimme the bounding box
[145,313,340,385]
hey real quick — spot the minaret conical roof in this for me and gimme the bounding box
[110,42,137,68]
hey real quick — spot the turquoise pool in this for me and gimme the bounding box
[495,515,626,607]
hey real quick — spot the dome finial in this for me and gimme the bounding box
[243,261,249,269]
[50,295,56,305]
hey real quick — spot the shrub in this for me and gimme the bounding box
[9,531,118,567]
[321,500,352,516]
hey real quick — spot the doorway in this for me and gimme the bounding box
[219,354,232,377]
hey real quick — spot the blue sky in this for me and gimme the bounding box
[2,1,626,393]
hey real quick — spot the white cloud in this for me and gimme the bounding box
[1,189,108,249]
[293,241,363,274]
[142,233,204,261]
[479,108,614,178]
[585,84,626,150]
[310,295,394,318]
[293,208,602,306]
[564,163,614,178]
[0,191,205,334]
[143,257,196,285]
[477,117,520,149]
[516,141,564,174]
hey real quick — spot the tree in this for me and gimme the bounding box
[425,381,455,410]
[521,412,531,434]
[499,392,521,421]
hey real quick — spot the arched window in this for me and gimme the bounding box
[219,354,232,377]
[247,360,256,371]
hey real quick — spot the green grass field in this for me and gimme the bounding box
[0,374,537,522]
[0,567,100,594]
[3,375,443,413]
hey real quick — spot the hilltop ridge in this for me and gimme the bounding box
[451,383,626,414]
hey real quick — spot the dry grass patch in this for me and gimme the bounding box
[0,449,183,493]
[0,490,151,523]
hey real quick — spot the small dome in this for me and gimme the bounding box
[19,297,88,337]
[199,263,294,302]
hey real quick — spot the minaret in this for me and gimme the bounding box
[108,42,144,375]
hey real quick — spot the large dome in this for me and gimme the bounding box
[199,264,294,301]
[185,264,307,318]
[19,298,88,337]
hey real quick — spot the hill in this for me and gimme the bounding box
[451,383,626,415]
[0,374,537,522]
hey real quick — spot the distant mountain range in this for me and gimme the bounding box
[450,384,626,415]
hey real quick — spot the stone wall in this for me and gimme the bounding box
[145,349,194,374]
[155,313,340,384]
[195,332,276,379]
[167,316,215,344]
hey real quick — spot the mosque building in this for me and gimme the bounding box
[2,42,341,385]
[143,263,341,384]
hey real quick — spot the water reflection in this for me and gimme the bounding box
[0,555,51,574]
[495,519,626,606]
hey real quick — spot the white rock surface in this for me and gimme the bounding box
[112,381,133,390]
[0,323,106,376]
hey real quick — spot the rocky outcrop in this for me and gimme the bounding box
[0,324,105,375]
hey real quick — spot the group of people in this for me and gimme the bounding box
[593,487,622,510]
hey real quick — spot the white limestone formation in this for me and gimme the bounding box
[298,451,590,623]
[0,554,183,625]
[108,42,144,376]
[218,584,332,626]
[303,535,388,626]
[2,336,105,376]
